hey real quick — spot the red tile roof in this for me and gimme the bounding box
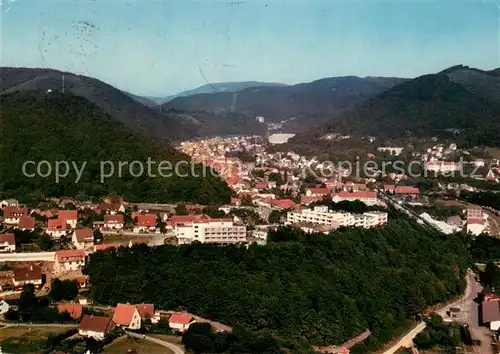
[18,216,35,229]
[136,304,154,319]
[58,210,78,221]
[104,214,124,224]
[94,243,119,251]
[394,186,420,195]
[74,229,93,242]
[255,183,267,190]
[467,218,485,225]
[268,199,297,209]
[99,203,122,212]
[79,315,113,333]
[137,214,156,227]
[3,206,28,218]
[58,303,83,319]
[306,188,331,195]
[170,214,211,227]
[0,233,15,246]
[169,313,193,325]
[48,219,67,231]
[55,249,85,262]
[335,191,377,199]
[112,303,137,326]
[13,265,43,282]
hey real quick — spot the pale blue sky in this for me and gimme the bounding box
[1,0,499,96]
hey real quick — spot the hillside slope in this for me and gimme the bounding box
[0,92,232,204]
[297,65,500,147]
[162,76,407,129]
[0,67,265,141]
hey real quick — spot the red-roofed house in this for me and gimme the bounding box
[394,186,420,196]
[133,214,157,233]
[332,192,378,206]
[58,303,83,319]
[254,183,268,191]
[112,303,142,329]
[169,313,195,332]
[3,207,28,225]
[47,219,68,240]
[58,210,78,228]
[0,234,15,253]
[305,188,331,197]
[13,265,43,289]
[54,250,86,273]
[17,216,35,231]
[79,315,115,340]
[103,214,124,230]
[71,229,94,250]
[98,203,125,215]
[94,243,119,252]
[135,303,159,323]
[383,185,396,193]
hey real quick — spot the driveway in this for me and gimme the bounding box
[126,331,184,354]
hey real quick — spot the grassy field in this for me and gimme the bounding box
[0,325,74,353]
[149,333,182,344]
[103,337,174,354]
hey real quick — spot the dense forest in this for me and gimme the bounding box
[86,215,469,352]
[0,92,231,204]
[460,191,500,210]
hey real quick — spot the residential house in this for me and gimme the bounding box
[0,234,15,253]
[168,313,194,332]
[54,249,86,273]
[47,219,68,240]
[99,203,125,215]
[394,186,420,196]
[135,303,160,324]
[72,229,95,250]
[58,303,83,319]
[78,315,115,341]
[112,303,142,330]
[0,199,19,209]
[94,244,119,252]
[133,214,157,233]
[305,188,331,197]
[17,216,35,231]
[254,183,268,191]
[58,210,78,229]
[482,301,500,331]
[12,265,43,289]
[3,206,28,225]
[103,214,124,230]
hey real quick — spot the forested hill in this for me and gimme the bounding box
[0,92,232,204]
[86,216,469,353]
[304,65,500,147]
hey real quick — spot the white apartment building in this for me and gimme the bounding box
[286,206,355,227]
[175,218,247,245]
[354,212,388,228]
[287,206,388,229]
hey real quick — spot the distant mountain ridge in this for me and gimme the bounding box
[294,65,500,147]
[145,81,288,105]
[161,75,408,132]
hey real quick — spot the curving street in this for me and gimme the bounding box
[126,331,185,354]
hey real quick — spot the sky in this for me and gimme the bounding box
[1,0,499,96]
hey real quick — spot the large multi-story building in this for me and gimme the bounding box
[174,217,247,245]
[354,212,388,228]
[287,206,388,229]
[286,206,355,227]
[426,161,461,173]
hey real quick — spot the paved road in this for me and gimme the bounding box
[126,331,184,354]
[0,322,77,328]
[0,252,55,262]
[381,264,477,354]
